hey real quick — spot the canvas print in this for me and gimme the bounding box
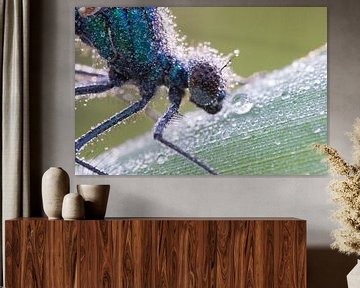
[75,7,327,175]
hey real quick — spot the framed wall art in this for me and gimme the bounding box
[75,7,327,175]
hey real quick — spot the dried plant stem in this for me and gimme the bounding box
[314,118,360,256]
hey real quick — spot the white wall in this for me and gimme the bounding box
[32,0,360,247]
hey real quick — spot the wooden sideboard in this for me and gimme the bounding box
[5,218,306,287]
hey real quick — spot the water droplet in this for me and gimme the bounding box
[305,65,315,72]
[242,132,250,139]
[231,93,245,104]
[157,154,167,165]
[219,129,228,139]
[281,91,290,100]
[230,93,254,115]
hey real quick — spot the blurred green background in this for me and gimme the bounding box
[75,7,327,159]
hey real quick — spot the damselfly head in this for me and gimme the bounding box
[188,61,226,114]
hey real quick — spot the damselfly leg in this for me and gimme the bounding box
[75,82,157,174]
[153,87,217,175]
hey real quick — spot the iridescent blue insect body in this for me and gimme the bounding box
[75,7,231,175]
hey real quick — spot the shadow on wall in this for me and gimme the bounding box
[308,248,357,288]
[29,0,44,216]
[107,191,184,217]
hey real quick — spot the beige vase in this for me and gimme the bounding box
[77,184,110,219]
[347,259,360,288]
[62,192,85,220]
[42,167,70,219]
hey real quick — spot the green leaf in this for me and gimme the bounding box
[79,46,327,175]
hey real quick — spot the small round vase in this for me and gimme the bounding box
[62,192,85,220]
[42,167,70,219]
[77,184,110,219]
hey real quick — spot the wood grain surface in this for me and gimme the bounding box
[5,218,306,288]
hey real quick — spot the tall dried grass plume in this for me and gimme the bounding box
[313,118,360,256]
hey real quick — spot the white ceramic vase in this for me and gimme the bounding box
[42,167,70,219]
[62,192,85,220]
[347,259,360,288]
[77,184,110,219]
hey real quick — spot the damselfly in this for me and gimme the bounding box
[75,7,239,175]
